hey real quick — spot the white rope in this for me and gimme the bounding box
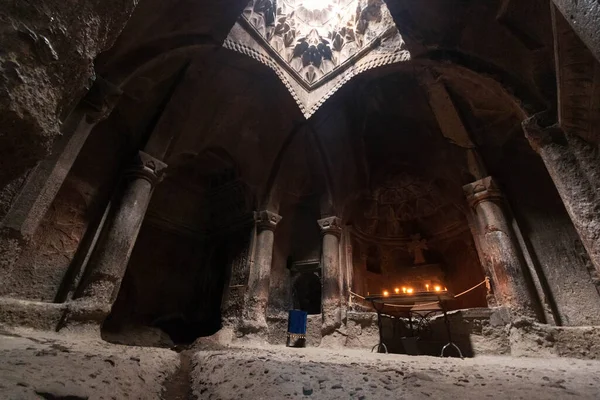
[453,277,490,298]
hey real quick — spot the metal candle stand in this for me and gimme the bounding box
[365,292,464,359]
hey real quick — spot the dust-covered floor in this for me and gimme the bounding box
[193,346,600,400]
[1,327,600,399]
[0,326,178,399]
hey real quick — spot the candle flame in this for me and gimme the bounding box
[394,288,400,294]
[402,287,407,294]
[383,290,389,297]
[407,288,414,294]
[434,285,442,292]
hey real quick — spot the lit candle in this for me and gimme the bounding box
[394,288,400,294]
[383,290,389,297]
[407,288,414,294]
[402,287,407,294]
[425,284,430,291]
[434,285,441,292]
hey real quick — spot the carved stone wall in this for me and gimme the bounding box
[0,179,91,301]
[0,0,138,190]
[0,109,127,302]
[493,136,600,326]
[553,8,600,144]
[552,0,600,63]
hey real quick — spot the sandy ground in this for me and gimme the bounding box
[1,326,600,399]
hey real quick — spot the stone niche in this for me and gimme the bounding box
[347,170,488,310]
[104,150,256,345]
[290,260,322,315]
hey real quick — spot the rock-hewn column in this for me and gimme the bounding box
[552,0,600,63]
[0,77,121,302]
[242,210,281,332]
[463,177,538,318]
[318,216,343,334]
[72,151,166,318]
[523,114,600,275]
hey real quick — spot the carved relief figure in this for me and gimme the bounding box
[354,172,445,239]
[407,234,428,265]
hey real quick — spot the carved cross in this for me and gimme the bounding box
[407,234,428,265]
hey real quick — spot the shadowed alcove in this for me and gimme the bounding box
[104,149,255,344]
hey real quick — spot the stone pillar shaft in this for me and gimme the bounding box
[552,0,600,63]
[318,216,343,334]
[75,152,166,310]
[523,114,600,275]
[243,210,281,331]
[464,177,538,318]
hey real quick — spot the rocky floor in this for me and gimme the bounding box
[1,327,600,399]
[193,346,600,400]
[0,327,178,399]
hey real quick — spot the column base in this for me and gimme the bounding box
[63,299,112,323]
[0,297,114,333]
[237,316,269,335]
[322,304,342,335]
[0,297,67,331]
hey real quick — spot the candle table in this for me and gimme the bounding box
[364,292,463,358]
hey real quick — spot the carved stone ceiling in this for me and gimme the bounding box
[224,0,411,118]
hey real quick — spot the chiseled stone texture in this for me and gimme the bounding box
[192,345,600,399]
[0,0,138,189]
[553,0,600,62]
[509,318,600,360]
[553,6,600,145]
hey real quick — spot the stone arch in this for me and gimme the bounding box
[97,35,218,87]
[291,271,322,315]
[104,147,256,344]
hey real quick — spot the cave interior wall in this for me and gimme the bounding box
[2,0,600,345]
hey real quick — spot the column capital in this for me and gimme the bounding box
[125,151,168,185]
[318,216,343,237]
[521,112,564,153]
[463,176,503,208]
[82,76,123,124]
[254,210,282,232]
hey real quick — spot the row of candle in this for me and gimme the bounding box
[382,285,447,297]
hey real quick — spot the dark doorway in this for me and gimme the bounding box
[291,263,322,314]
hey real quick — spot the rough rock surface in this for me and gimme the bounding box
[192,345,600,400]
[0,326,178,399]
[0,0,138,189]
[552,0,600,63]
[2,326,600,399]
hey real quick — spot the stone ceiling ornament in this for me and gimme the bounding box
[224,0,411,118]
